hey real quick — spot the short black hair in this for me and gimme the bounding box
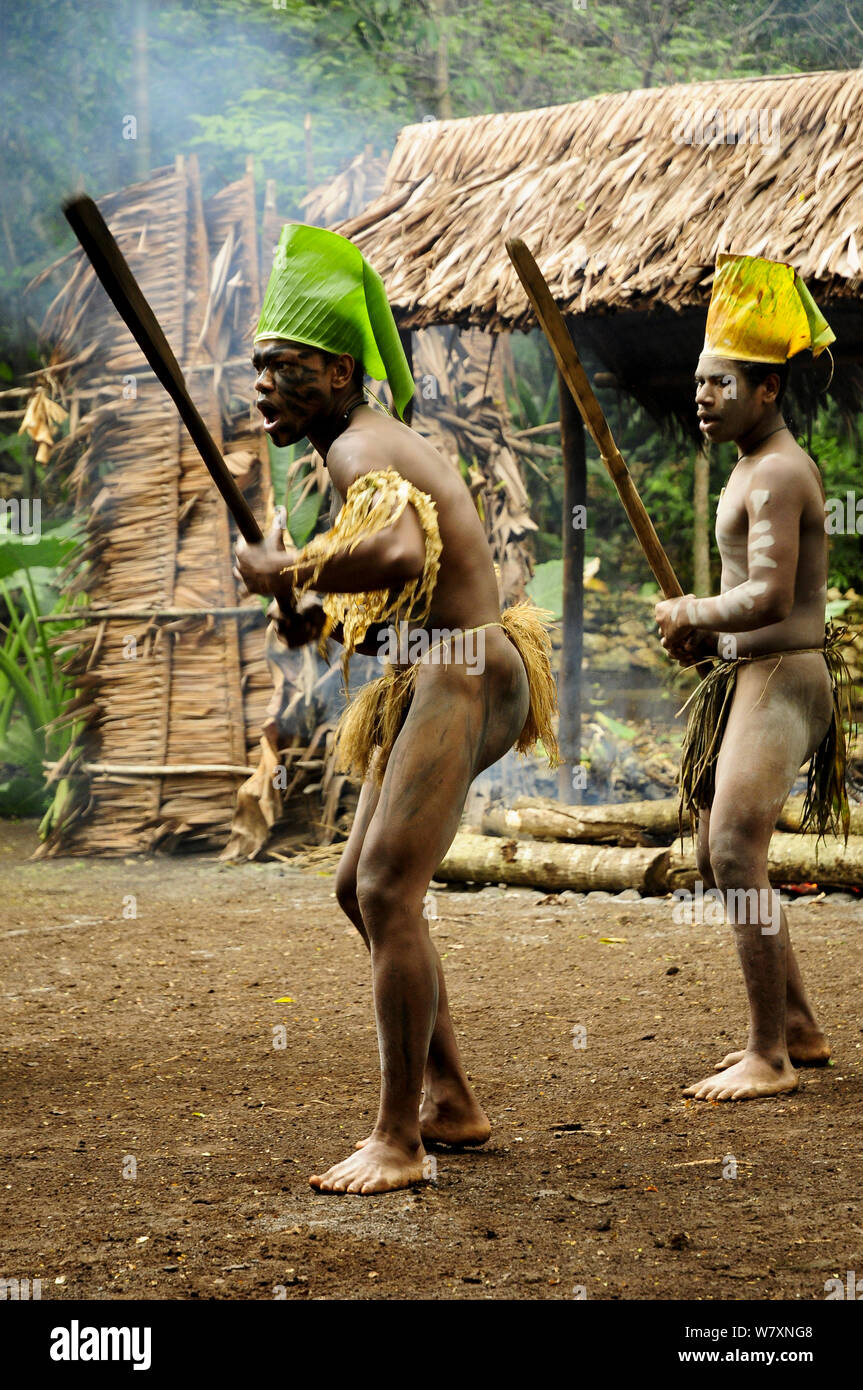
[737,359,790,405]
[318,347,364,389]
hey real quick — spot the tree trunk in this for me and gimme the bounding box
[666,833,863,894]
[430,0,452,119]
[132,0,151,180]
[436,829,863,893]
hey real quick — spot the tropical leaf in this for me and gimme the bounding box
[0,529,77,582]
[288,484,323,547]
[526,557,563,618]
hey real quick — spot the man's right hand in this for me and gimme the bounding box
[268,594,326,649]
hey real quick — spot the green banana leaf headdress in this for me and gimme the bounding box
[255,223,414,420]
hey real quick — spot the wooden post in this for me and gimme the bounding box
[557,346,586,804]
[693,446,710,595]
[261,179,280,297]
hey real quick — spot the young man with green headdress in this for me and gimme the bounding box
[235,223,557,1192]
[655,252,853,1103]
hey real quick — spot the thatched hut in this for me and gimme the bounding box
[337,68,863,422]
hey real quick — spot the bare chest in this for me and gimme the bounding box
[714,480,774,584]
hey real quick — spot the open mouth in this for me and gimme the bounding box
[256,398,284,434]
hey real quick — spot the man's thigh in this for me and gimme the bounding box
[337,775,382,900]
[711,656,832,847]
[361,667,497,897]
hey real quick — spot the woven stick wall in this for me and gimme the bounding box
[34,156,273,856]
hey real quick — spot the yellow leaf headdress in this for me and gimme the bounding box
[703,253,835,364]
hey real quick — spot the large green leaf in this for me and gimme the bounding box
[288,485,323,547]
[0,772,48,817]
[526,558,563,619]
[0,515,79,584]
[0,531,75,581]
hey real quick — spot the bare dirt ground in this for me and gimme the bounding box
[1,819,861,1302]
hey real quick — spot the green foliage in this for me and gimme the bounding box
[595,710,638,742]
[526,557,563,618]
[0,518,82,817]
[809,412,861,592]
[286,473,323,546]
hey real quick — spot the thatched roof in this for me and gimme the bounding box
[339,68,863,333]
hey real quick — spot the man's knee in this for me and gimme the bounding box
[335,855,360,920]
[708,823,765,890]
[356,848,424,937]
[695,839,716,888]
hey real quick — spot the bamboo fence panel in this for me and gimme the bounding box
[33,159,276,856]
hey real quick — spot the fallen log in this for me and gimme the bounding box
[435,832,672,894]
[778,795,863,837]
[481,797,680,846]
[665,833,863,894]
[480,793,863,848]
[436,831,863,893]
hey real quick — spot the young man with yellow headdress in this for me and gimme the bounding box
[235,224,557,1192]
[655,253,853,1103]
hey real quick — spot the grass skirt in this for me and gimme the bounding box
[334,600,560,785]
[677,622,856,846]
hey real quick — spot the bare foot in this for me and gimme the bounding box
[418,1091,491,1147]
[715,1021,831,1071]
[684,1051,799,1101]
[310,1135,428,1195]
[356,1085,490,1150]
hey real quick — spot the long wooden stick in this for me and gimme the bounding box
[63,194,262,544]
[506,238,685,601]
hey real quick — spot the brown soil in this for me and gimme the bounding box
[2,819,861,1301]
